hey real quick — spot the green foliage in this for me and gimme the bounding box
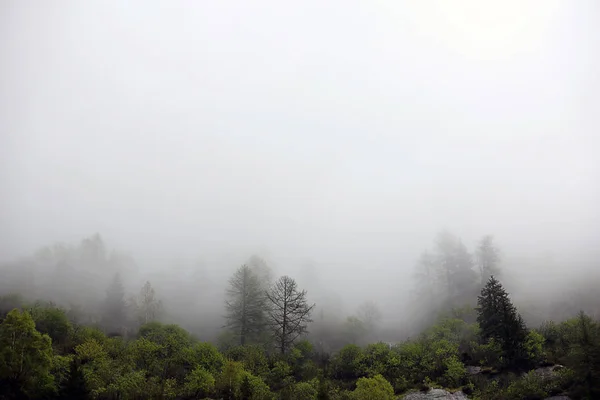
[185,341,225,375]
[504,371,548,400]
[0,309,56,398]
[524,330,546,365]
[217,359,246,399]
[477,276,528,368]
[226,345,268,377]
[351,374,394,400]
[182,366,215,398]
[442,356,466,387]
[293,380,318,400]
[242,373,275,400]
[30,303,73,349]
[330,344,365,381]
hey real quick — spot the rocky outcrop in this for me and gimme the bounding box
[402,389,469,399]
[532,364,564,378]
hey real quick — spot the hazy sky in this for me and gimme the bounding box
[1,1,599,297]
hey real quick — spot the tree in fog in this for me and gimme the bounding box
[413,250,438,297]
[246,255,273,289]
[476,235,501,285]
[225,265,266,345]
[435,231,477,297]
[266,276,315,354]
[344,316,368,345]
[132,281,162,324]
[477,276,528,366]
[357,301,382,332]
[102,273,127,334]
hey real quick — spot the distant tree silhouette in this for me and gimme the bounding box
[225,265,266,345]
[266,276,315,354]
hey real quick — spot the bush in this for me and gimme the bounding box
[330,345,365,381]
[181,366,215,398]
[293,380,318,400]
[351,374,395,400]
[504,371,548,400]
[524,330,546,365]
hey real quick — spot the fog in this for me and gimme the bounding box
[1,1,599,345]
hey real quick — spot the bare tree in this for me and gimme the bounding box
[225,265,266,345]
[266,275,315,354]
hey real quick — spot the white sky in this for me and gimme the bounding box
[1,1,599,301]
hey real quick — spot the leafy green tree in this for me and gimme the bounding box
[351,374,394,400]
[567,311,600,398]
[217,360,246,400]
[476,235,501,285]
[0,309,55,398]
[225,265,267,346]
[266,276,315,354]
[183,342,225,375]
[330,344,365,381]
[182,366,215,399]
[292,380,318,400]
[240,373,274,400]
[477,276,528,368]
[225,345,269,377]
[29,303,73,351]
[75,338,116,398]
[138,322,192,382]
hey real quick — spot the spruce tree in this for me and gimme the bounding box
[477,276,528,368]
[225,265,267,345]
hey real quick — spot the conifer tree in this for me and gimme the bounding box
[477,276,528,367]
[225,265,266,345]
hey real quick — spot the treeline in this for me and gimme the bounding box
[1,276,600,399]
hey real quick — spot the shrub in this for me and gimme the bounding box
[351,374,394,400]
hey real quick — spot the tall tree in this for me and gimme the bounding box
[246,255,273,289]
[103,273,127,335]
[0,309,55,398]
[568,311,600,398]
[435,231,476,297]
[413,250,439,298]
[266,276,315,354]
[225,265,266,346]
[133,281,162,324]
[477,276,528,367]
[476,235,500,285]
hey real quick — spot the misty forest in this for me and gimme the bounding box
[1,1,599,400]
[1,232,599,400]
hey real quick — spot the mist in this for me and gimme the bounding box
[1,1,599,346]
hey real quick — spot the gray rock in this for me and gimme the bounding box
[466,366,482,375]
[402,388,469,399]
[532,364,565,379]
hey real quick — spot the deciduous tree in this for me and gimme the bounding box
[266,276,315,354]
